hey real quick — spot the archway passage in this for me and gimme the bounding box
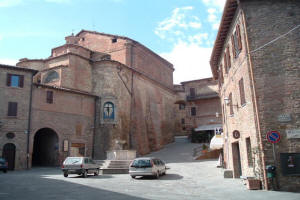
[32,128,59,167]
[2,143,16,170]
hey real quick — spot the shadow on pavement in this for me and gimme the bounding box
[1,169,148,200]
[133,173,183,181]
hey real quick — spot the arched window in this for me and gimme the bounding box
[103,102,115,119]
[44,71,59,83]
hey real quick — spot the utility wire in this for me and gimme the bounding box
[250,24,300,53]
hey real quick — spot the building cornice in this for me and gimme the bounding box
[210,0,238,79]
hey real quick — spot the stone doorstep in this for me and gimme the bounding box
[101,168,129,174]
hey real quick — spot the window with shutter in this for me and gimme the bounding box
[237,24,242,51]
[231,36,236,58]
[6,74,23,88]
[190,88,196,97]
[226,47,231,69]
[8,102,18,117]
[229,93,233,115]
[191,107,196,116]
[239,78,246,106]
[232,24,242,58]
[224,52,228,74]
[46,91,53,104]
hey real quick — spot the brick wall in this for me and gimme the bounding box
[242,0,300,191]
[0,67,34,170]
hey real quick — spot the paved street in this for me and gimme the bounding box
[1,137,299,200]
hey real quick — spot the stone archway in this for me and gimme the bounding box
[2,143,16,170]
[32,128,59,167]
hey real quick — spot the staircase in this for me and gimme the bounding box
[95,160,132,174]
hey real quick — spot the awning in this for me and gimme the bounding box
[210,135,223,150]
[194,124,222,132]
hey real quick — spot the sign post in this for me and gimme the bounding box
[266,131,281,190]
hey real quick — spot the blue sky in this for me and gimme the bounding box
[0,0,225,83]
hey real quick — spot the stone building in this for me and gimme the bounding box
[174,78,222,139]
[5,30,176,169]
[210,0,300,191]
[0,64,37,170]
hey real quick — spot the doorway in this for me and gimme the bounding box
[2,143,16,170]
[32,128,59,167]
[232,142,242,178]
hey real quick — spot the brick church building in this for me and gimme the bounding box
[1,30,176,169]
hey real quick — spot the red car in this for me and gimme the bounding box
[0,157,8,173]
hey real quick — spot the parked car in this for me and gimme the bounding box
[129,157,167,179]
[61,157,100,178]
[0,157,8,173]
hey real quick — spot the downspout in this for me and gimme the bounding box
[92,96,99,159]
[129,43,134,149]
[26,73,34,169]
[241,10,268,190]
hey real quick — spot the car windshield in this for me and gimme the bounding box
[0,158,5,163]
[131,159,152,167]
[64,158,82,164]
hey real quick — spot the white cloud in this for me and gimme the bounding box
[212,22,220,30]
[188,33,208,45]
[0,58,18,66]
[202,0,226,12]
[155,6,202,40]
[160,41,212,84]
[0,0,22,7]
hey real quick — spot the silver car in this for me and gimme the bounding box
[129,157,167,179]
[61,157,100,178]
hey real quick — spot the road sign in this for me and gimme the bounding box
[267,131,281,143]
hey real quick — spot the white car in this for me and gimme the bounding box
[61,157,99,178]
[129,157,167,179]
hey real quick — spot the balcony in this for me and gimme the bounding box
[186,92,219,101]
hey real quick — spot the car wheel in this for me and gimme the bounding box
[64,171,68,177]
[155,171,159,179]
[3,170,7,173]
[83,170,88,178]
[94,170,99,176]
[131,175,136,179]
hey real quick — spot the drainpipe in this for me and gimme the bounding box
[129,43,134,149]
[26,73,34,169]
[92,96,99,159]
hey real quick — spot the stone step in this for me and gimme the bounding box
[102,168,129,174]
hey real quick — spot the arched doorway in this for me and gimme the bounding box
[32,128,59,167]
[2,143,16,170]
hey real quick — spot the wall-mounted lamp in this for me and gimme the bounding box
[224,97,239,108]
[224,97,230,105]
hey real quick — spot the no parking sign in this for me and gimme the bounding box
[266,131,281,144]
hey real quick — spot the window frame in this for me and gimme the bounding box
[239,78,246,106]
[7,102,18,117]
[46,91,54,104]
[246,137,253,167]
[6,74,24,88]
[191,107,196,116]
[229,93,234,115]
